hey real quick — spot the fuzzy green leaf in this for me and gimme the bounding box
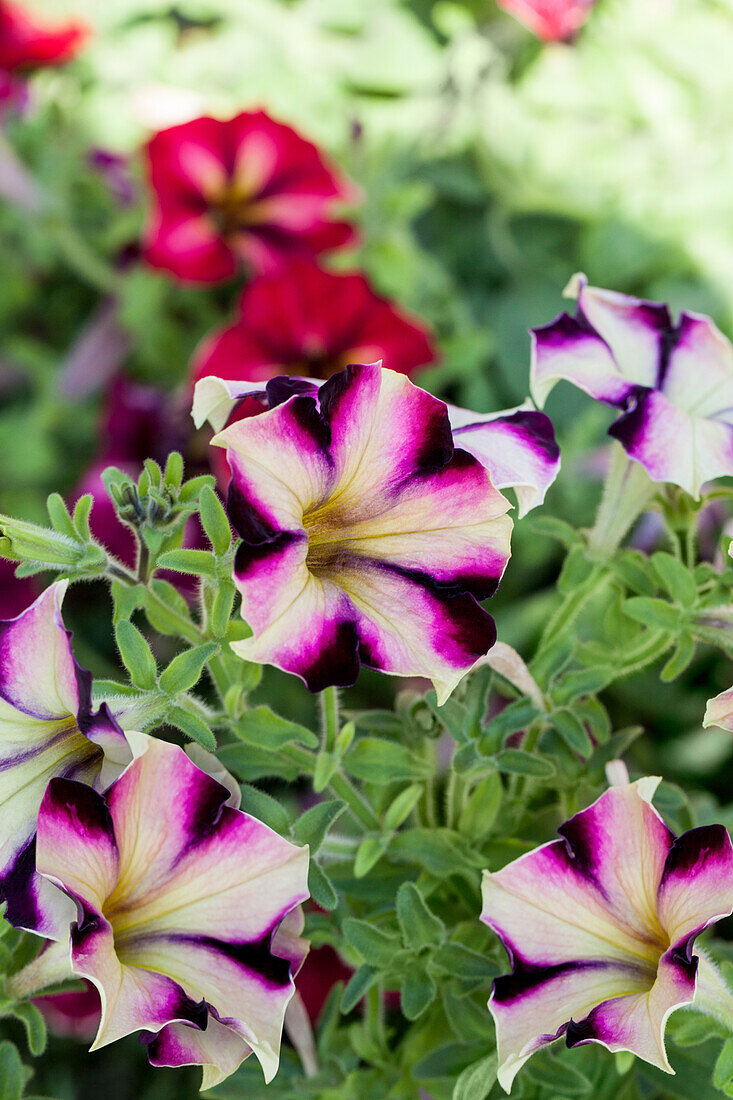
[159,643,217,695]
[396,882,445,948]
[114,620,157,690]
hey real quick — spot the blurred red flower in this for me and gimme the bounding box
[192,259,437,385]
[143,111,357,284]
[0,1,87,72]
[497,0,595,41]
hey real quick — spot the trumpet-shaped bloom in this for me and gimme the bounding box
[35,733,309,1089]
[0,1,87,72]
[703,685,733,732]
[497,0,596,41]
[192,258,436,385]
[208,363,517,703]
[481,778,733,1092]
[193,371,560,520]
[143,111,356,284]
[0,581,130,937]
[531,276,733,497]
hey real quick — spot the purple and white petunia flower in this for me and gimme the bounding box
[196,363,534,703]
[192,371,560,520]
[531,275,733,498]
[34,732,310,1089]
[481,777,733,1092]
[0,581,130,938]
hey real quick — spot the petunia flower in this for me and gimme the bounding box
[199,363,516,702]
[0,1,88,72]
[192,370,560,520]
[496,0,596,41]
[191,258,436,385]
[481,777,733,1092]
[34,733,310,1088]
[143,111,357,284]
[531,275,733,498]
[0,581,130,938]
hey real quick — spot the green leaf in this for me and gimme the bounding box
[72,494,94,542]
[308,861,338,911]
[46,493,78,541]
[178,474,216,504]
[167,706,216,750]
[552,709,593,757]
[557,544,596,593]
[525,1053,593,1094]
[144,579,194,637]
[211,581,236,638]
[313,751,339,793]
[623,596,681,631]
[390,828,480,877]
[432,943,499,981]
[199,486,232,557]
[383,784,423,831]
[614,550,657,595]
[114,620,157,690]
[442,986,493,1043]
[452,1054,498,1100]
[344,737,431,784]
[110,581,145,624]
[12,1002,46,1057]
[291,801,345,852]
[163,451,183,490]
[400,965,436,1020]
[233,706,318,751]
[354,835,390,878]
[661,634,696,682]
[458,772,502,840]
[159,643,218,695]
[238,785,291,836]
[530,516,578,547]
[494,749,556,779]
[552,666,616,703]
[713,1038,733,1090]
[0,1042,23,1100]
[671,1010,726,1047]
[341,965,378,1014]
[156,549,217,578]
[342,919,401,967]
[651,552,698,607]
[396,882,445,948]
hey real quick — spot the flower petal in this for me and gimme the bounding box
[489,960,650,1092]
[703,686,733,732]
[661,312,733,420]
[609,387,733,497]
[448,402,560,517]
[0,581,77,718]
[145,1013,253,1089]
[656,825,733,947]
[574,280,672,388]
[565,948,696,1074]
[530,312,633,409]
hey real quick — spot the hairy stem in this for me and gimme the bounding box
[587,444,656,558]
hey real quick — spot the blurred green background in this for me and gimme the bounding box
[4,0,733,1095]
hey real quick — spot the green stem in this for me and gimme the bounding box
[320,686,340,751]
[587,443,656,558]
[615,630,673,677]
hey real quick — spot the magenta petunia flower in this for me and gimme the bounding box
[0,1,88,72]
[192,258,436,384]
[35,733,309,1088]
[0,582,130,938]
[193,369,560,521]
[482,778,733,1091]
[143,111,357,284]
[198,363,520,702]
[496,0,596,41]
[531,275,733,497]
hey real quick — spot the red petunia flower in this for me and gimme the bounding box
[143,111,358,284]
[496,0,596,41]
[0,1,88,72]
[191,258,437,386]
